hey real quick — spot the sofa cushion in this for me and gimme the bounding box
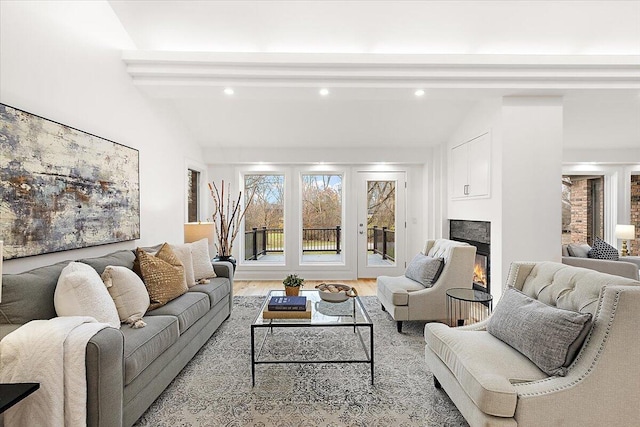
[188,278,231,308]
[102,266,149,328]
[588,237,619,261]
[0,261,68,324]
[54,262,121,328]
[425,323,547,417]
[145,292,209,334]
[487,287,592,376]
[78,250,136,276]
[404,253,444,287]
[376,275,425,306]
[121,315,179,385]
[567,243,591,258]
[137,244,187,310]
[190,238,216,280]
[170,243,197,287]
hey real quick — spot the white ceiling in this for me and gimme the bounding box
[108,1,640,151]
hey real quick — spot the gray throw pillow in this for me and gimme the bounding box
[587,237,619,261]
[487,287,592,376]
[404,253,444,287]
[567,243,591,258]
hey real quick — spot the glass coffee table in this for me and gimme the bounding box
[251,289,374,386]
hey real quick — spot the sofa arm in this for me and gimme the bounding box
[86,327,124,427]
[213,261,234,315]
[512,285,640,425]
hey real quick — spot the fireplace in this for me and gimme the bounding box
[449,220,491,295]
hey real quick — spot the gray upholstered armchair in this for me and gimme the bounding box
[377,239,476,332]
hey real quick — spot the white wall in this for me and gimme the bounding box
[445,96,564,301]
[446,98,504,294]
[1,1,202,273]
[500,97,563,287]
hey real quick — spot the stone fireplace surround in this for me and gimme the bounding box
[449,219,491,295]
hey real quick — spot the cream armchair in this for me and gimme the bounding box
[377,239,476,332]
[425,261,640,426]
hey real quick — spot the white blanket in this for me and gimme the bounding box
[0,317,108,427]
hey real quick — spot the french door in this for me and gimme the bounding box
[357,172,406,278]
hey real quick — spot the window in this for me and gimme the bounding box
[301,174,343,263]
[187,169,200,222]
[243,174,285,262]
[562,175,604,245]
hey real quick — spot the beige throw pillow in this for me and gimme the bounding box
[102,266,149,328]
[170,243,197,287]
[190,238,216,280]
[54,262,121,328]
[137,244,187,310]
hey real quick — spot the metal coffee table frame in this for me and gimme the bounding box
[251,289,374,386]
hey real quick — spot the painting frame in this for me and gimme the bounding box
[0,103,140,260]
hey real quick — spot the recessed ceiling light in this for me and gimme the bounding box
[319,88,330,96]
[224,87,234,95]
[414,89,425,97]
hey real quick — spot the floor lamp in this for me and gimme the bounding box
[615,224,635,257]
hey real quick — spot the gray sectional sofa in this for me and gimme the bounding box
[0,248,234,427]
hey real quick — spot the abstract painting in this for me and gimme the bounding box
[0,104,140,259]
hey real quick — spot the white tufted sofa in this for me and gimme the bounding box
[425,261,640,427]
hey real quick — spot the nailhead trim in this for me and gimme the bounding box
[514,288,621,397]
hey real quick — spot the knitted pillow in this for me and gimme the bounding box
[137,244,187,310]
[102,266,149,328]
[587,237,619,260]
[405,253,444,287]
[54,262,120,328]
[487,287,592,376]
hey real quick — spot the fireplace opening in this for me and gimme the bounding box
[449,220,491,295]
[474,253,488,289]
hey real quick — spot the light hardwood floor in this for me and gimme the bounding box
[234,279,377,296]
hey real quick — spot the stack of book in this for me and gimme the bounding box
[263,296,311,319]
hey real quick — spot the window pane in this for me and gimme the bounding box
[187,169,199,222]
[301,174,343,263]
[367,180,396,265]
[243,174,285,263]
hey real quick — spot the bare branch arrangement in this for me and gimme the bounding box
[208,180,257,257]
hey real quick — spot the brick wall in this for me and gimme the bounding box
[570,179,589,243]
[631,175,640,256]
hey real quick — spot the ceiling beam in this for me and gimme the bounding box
[123,52,640,90]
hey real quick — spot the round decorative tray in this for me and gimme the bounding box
[315,283,358,303]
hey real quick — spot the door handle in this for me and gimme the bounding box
[359,231,364,234]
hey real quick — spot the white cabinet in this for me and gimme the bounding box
[451,132,491,199]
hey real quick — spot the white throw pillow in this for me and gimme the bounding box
[101,266,149,328]
[190,238,216,280]
[170,243,197,287]
[54,262,120,328]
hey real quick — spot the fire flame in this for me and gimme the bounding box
[473,262,486,285]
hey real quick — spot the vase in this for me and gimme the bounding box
[285,286,300,296]
[213,255,237,272]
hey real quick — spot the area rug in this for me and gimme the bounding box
[134,296,467,426]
